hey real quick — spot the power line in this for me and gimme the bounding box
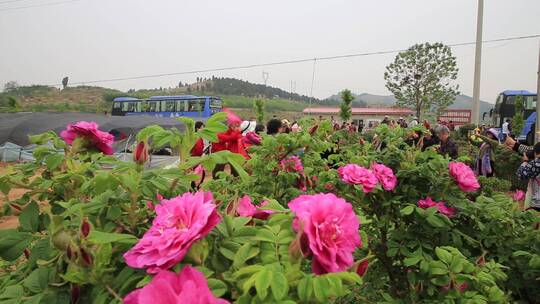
[0,0,81,11]
[0,0,39,4]
[52,34,540,87]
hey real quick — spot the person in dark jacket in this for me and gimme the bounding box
[436,126,458,159]
[191,121,205,157]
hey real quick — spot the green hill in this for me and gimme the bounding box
[0,81,312,120]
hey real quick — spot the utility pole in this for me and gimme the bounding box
[536,42,540,142]
[472,0,484,125]
[309,58,317,115]
[262,71,269,86]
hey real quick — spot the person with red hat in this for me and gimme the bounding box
[212,109,248,177]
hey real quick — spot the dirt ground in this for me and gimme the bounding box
[0,163,24,230]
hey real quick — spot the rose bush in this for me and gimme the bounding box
[0,118,538,303]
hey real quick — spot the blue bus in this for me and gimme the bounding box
[491,90,537,144]
[111,95,222,118]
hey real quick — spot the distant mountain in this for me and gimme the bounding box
[324,93,494,115]
[203,77,321,103]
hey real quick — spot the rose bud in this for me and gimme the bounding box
[71,284,81,304]
[309,125,319,135]
[352,260,369,277]
[476,256,485,266]
[133,141,149,165]
[156,193,164,201]
[66,245,73,260]
[80,218,90,238]
[80,248,92,266]
[23,249,30,259]
[146,201,155,211]
[324,183,334,191]
[9,203,22,212]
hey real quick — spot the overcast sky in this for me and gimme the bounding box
[0,0,539,102]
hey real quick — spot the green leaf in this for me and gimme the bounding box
[106,206,122,220]
[297,276,313,301]
[426,215,445,228]
[44,153,64,170]
[449,257,464,273]
[313,277,329,302]
[0,230,32,261]
[404,257,422,267]
[435,247,453,265]
[19,201,40,232]
[330,272,362,285]
[137,125,165,141]
[255,268,272,300]
[28,238,52,269]
[87,231,137,244]
[23,268,52,293]
[253,228,275,243]
[233,243,259,269]
[430,276,451,286]
[207,278,227,298]
[270,272,288,300]
[260,199,287,212]
[400,205,415,216]
[0,285,24,300]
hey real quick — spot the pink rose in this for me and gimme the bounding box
[280,156,304,173]
[448,162,480,193]
[512,190,525,202]
[123,191,221,273]
[124,266,229,304]
[371,163,397,191]
[236,195,274,220]
[417,197,456,217]
[288,193,362,274]
[60,121,114,155]
[337,164,378,193]
[417,197,438,209]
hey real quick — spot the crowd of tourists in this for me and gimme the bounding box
[188,110,539,212]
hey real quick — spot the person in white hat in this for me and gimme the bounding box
[409,116,419,127]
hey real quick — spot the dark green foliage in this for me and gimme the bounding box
[512,95,525,135]
[253,99,265,123]
[209,77,319,103]
[339,89,353,122]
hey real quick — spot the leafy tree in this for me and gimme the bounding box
[339,89,353,122]
[3,81,19,92]
[61,77,69,89]
[253,99,265,123]
[384,42,459,120]
[7,96,19,108]
[512,95,524,135]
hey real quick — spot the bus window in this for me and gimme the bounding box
[525,96,537,110]
[164,101,176,112]
[506,96,516,105]
[210,98,222,108]
[122,102,136,112]
[113,102,121,109]
[188,99,205,112]
[147,101,158,112]
[176,100,188,111]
